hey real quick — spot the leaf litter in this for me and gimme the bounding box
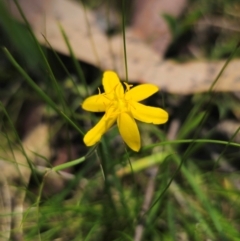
[5,0,240,94]
[1,0,240,240]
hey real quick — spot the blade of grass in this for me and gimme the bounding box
[11,0,78,119]
[179,43,240,141]
[51,156,85,172]
[58,24,89,96]
[42,35,82,98]
[121,0,128,82]
[3,47,84,136]
[178,111,207,139]
[144,138,240,150]
[116,152,170,177]
[0,101,39,184]
[82,2,101,68]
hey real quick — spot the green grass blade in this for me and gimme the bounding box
[3,47,84,136]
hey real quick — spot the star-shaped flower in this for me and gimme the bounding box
[82,71,168,151]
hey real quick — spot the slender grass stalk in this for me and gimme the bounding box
[0,101,38,184]
[1,1,240,240]
[3,48,84,136]
[121,0,128,82]
[58,24,89,96]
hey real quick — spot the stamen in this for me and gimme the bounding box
[123,82,133,92]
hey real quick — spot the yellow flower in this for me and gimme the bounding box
[82,71,168,152]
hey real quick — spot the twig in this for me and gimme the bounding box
[133,166,159,241]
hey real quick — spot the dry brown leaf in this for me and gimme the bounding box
[131,0,187,55]
[217,120,240,143]
[6,0,240,94]
[142,59,240,94]
[0,124,50,240]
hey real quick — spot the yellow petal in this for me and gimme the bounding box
[82,94,110,112]
[117,113,140,152]
[115,82,124,98]
[103,71,121,93]
[84,115,116,146]
[125,84,159,101]
[131,102,168,124]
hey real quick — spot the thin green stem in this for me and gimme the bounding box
[3,48,84,136]
[121,0,128,82]
[144,138,240,150]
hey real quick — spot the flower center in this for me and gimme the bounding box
[117,98,128,111]
[103,82,133,119]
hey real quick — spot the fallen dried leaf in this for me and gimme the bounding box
[5,0,240,94]
[142,59,240,94]
[131,0,187,55]
[0,124,50,240]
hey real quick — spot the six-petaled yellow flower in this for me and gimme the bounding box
[82,71,168,152]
